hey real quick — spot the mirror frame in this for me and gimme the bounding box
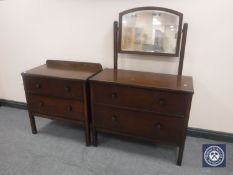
[118,6,183,57]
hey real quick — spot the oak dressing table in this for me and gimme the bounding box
[89,7,194,165]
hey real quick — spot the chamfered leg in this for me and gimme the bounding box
[84,123,91,146]
[92,127,98,147]
[28,113,37,134]
[177,144,185,166]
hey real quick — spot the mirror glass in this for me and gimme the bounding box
[121,10,180,54]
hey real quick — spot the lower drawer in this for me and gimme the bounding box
[94,105,184,144]
[27,94,84,121]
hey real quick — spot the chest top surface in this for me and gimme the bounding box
[90,69,193,93]
[22,60,102,80]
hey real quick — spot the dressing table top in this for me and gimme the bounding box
[90,69,193,93]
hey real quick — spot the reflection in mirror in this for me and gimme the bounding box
[121,10,180,54]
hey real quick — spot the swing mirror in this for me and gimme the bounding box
[119,7,183,56]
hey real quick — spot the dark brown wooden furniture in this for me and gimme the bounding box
[22,60,102,146]
[89,7,193,165]
[90,69,193,165]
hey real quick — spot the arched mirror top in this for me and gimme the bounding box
[118,7,183,57]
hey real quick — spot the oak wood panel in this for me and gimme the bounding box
[27,94,84,121]
[94,104,184,144]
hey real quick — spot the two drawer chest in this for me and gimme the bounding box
[89,69,194,165]
[22,60,102,145]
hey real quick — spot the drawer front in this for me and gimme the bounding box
[23,76,83,99]
[27,94,84,121]
[94,105,184,144]
[92,83,188,116]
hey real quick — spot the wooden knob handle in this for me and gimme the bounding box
[155,123,161,129]
[39,102,44,107]
[36,83,41,89]
[111,93,118,98]
[112,115,117,122]
[159,99,166,106]
[67,105,72,112]
[65,86,71,92]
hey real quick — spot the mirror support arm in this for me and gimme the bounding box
[114,21,119,70]
[178,23,188,76]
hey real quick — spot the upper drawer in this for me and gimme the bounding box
[23,76,83,99]
[91,83,189,116]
